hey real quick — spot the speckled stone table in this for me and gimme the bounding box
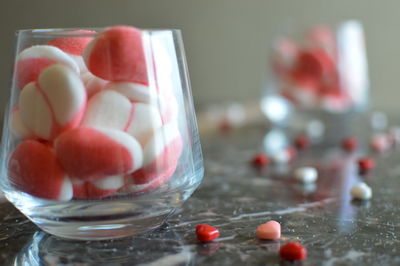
[1,125,400,265]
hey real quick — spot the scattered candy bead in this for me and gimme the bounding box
[256,220,281,240]
[351,182,372,200]
[294,167,318,184]
[294,135,310,149]
[252,153,269,167]
[196,224,220,242]
[357,157,375,173]
[341,136,358,152]
[370,134,390,153]
[279,242,307,261]
[285,146,297,161]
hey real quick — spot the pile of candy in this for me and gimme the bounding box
[271,26,358,112]
[196,221,307,262]
[8,26,182,201]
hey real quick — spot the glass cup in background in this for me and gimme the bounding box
[0,27,204,240]
[262,20,369,144]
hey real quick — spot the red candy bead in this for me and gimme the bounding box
[294,135,310,149]
[196,224,220,242]
[252,153,269,167]
[279,242,307,261]
[285,146,297,161]
[357,157,375,173]
[342,136,358,151]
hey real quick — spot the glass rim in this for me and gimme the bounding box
[16,27,182,37]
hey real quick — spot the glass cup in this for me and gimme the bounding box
[262,20,369,144]
[0,26,204,240]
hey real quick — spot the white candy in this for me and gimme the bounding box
[106,82,157,103]
[10,107,32,139]
[350,182,372,200]
[82,90,132,130]
[17,45,80,74]
[294,167,318,184]
[82,90,162,146]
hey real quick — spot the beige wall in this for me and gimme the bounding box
[0,0,398,114]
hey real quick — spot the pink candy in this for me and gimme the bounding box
[8,140,73,201]
[55,127,143,180]
[256,220,281,240]
[83,26,148,83]
[127,123,183,193]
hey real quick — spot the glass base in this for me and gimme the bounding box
[5,176,202,240]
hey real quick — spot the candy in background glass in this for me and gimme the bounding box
[0,26,204,240]
[262,20,369,143]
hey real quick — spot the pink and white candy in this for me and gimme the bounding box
[126,123,183,193]
[8,139,73,201]
[72,175,125,199]
[47,30,94,73]
[55,127,143,181]
[83,26,148,84]
[19,64,86,140]
[15,45,79,89]
[10,106,32,139]
[82,90,163,146]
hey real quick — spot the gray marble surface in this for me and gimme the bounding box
[1,125,400,265]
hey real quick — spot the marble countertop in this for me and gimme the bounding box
[1,125,400,265]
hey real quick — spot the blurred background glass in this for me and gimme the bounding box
[0,0,398,119]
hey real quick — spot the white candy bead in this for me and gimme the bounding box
[294,167,318,184]
[351,182,372,200]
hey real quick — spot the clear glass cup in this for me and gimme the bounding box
[262,20,369,144]
[0,27,204,240]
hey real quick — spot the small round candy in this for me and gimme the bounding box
[342,136,358,152]
[351,182,372,200]
[256,220,281,240]
[294,135,310,149]
[357,157,375,173]
[251,153,269,167]
[279,242,307,261]
[196,224,220,242]
[294,167,318,184]
[370,134,390,153]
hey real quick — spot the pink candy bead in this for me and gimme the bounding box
[256,220,281,240]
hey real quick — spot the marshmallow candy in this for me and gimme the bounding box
[9,106,32,139]
[106,82,157,104]
[15,45,79,89]
[82,90,162,146]
[55,127,143,181]
[47,30,94,73]
[72,175,124,199]
[126,123,183,193]
[81,71,108,98]
[19,64,86,140]
[8,140,73,200]
[83,26,148,84]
